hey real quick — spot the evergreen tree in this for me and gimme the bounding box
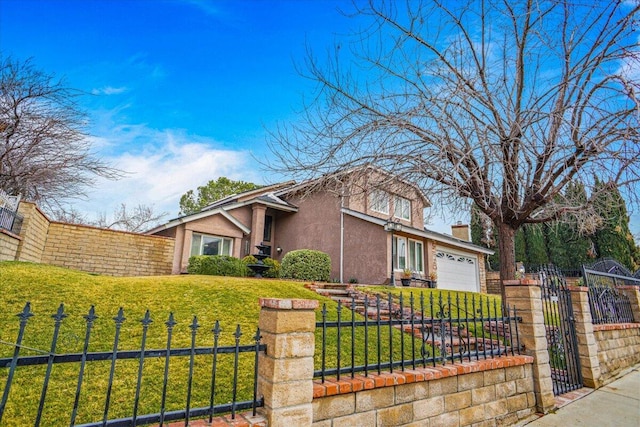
[515,228,526,264]
[524,224,549,266]
[592,178,638,270]
[562,182,595,269]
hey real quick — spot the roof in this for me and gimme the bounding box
[146,182,299,235]
[342,208,494,255]
[275,165,431,206]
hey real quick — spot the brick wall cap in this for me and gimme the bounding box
[568,286,588,292]
[259,298,319,310]
[593,323,640,331]
[503,279,539,286]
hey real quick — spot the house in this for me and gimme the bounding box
[148,168,493,291]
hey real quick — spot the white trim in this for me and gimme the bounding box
[342,208,494,255]
[147,207,252,235]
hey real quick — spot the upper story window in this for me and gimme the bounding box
[190,233,232,257]
[394,196,411,221]
[369,189,389,214]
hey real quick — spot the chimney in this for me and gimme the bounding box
[451,221,471,242]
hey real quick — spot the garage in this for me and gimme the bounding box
[435,247,480,292]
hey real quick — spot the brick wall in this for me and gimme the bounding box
[5,201,175,276]
[311,357,536,427]
[486,271,501,295]
[0,229,20,261]
[593,323,640,384]
[41,222,174,276]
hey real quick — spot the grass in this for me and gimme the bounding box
[0,261,334,426]
[0,261,504,426]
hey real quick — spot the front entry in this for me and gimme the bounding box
[537,265,583,395]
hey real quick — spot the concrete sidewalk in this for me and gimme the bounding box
[524,365,640,426]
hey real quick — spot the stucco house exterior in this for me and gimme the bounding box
[148,168,493,291]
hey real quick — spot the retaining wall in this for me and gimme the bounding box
[593,323,640,384]
[0,229,20,261]
[3,201,175,276]
[311,357,536,427]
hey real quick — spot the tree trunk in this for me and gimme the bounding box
[497,221,517,305]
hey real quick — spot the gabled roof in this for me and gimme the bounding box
[200,181,296,211]
[275,165,431,206]
[342,208,494,255]
[146,181,299,235]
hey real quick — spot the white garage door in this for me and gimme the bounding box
[435,248,480,292]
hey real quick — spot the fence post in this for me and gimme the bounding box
[568,287,601,388]
[257,298,318,426]
[617,286,640,322]
[504,279,556,413]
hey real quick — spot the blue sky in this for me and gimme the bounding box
[1,0,638,240]
[0,0,373,221]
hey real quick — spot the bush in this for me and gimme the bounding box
[241,255,281,278]
[187,255,248,277]
[280,249,331,281]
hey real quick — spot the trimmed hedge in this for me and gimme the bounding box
[280,249,331,281]
[187,255,248,276]
[242,255,281,278]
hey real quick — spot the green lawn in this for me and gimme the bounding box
[0,262,504,426]
[0,261,334,425]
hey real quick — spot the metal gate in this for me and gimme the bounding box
[537,265,583,395]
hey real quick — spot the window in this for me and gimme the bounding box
[394,236,424,273]
[394,196,411,221]
[190,233,232,256]
[263,215,273,242]
[369,190,389,214]
[409,240,424,272]
[393,236,407,270]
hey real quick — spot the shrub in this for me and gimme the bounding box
[241,255,281,278]
[187,255,248,277]
[280,249,331,281]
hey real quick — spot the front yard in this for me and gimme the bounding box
[0,262,504,425]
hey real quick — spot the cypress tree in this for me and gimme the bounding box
[524,224,549,266]
[592,178,637,270]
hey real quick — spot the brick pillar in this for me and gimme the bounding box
[569,287,601,388]
[617,286,640,322]
[257,298,318,426]
[504,279,556,413]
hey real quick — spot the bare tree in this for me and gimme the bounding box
[94,204,167,233]
[0,57,121,211]
[53,204,167,233]
[269,0,640,295]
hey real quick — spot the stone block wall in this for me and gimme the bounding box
[3,201,175,276]
[311,357,536,427]
[0,229,20,261]
[15,202,49,262]
[593,323,640,384]
[257,298,538,427]
[41,222,174,276]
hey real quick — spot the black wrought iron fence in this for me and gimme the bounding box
[582,267,636,324]
[0,303,265,426]
[315,292,522,382]
[0,205,22,234]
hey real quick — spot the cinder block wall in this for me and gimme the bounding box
[0,230,20,261]
[311,361,536,427]
[41,222,174,276]
[15,202,49,262]
[593,324,640,384]
[6,201,175,276]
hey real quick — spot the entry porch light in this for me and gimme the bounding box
[384,220,403,286]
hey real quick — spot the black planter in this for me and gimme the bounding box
[401,278,411,286]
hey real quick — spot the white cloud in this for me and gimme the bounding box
[91,86,128,95]
[72,126,264,223]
